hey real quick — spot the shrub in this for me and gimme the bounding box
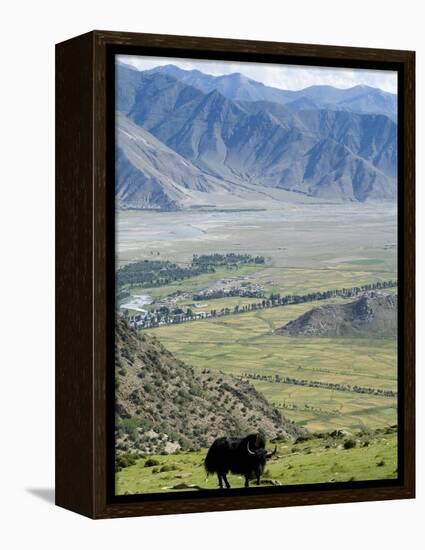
[160,463,178,472]
[295,435,312,444]
[129,389,143,406]
[121,347,135,364]
[118,417,141,441]
[115,453,138,472]
[377,459,385,467]
[343,439,357,450]
[144,458,160,468]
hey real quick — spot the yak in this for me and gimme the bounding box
[204,433,277,489]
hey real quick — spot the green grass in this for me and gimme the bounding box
[343,259,385,266]
[151,298,397,432]
[116,429,397,495]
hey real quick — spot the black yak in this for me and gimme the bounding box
[204,433,277,489]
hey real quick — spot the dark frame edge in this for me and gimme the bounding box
[92,29,415,60]
[401,49,415,500]
[55,31,96,518]
[96,486,415,519]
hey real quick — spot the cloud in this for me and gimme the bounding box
[117,54,397,94]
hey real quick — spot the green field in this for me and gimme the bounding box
[149,298,397,432]
[116,428,397,495]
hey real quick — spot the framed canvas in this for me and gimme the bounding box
[55,30,415,519]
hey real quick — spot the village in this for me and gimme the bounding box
[121,280,397,331]
[121,277,266,329]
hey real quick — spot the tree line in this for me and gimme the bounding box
[192,253,265,267]
[116,259,214,289]
[128,280,397,330]
[242,372,397,398]
[116,253,266,289]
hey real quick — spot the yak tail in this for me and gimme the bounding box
[204,448,216,476]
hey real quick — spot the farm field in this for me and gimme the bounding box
[150,298,397,432]
[116,428,397,495]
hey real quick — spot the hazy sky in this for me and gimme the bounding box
[117,55,397,94]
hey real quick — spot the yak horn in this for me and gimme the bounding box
[247,442,256,455]
[266,446,277,459]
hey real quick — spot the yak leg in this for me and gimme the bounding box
[217,473,224,489]
[255,469,261,485]
[222,474,231,489]
[244,476,249,488]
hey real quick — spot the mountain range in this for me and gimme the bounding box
[143,64,397,120]
[116,62,397,210]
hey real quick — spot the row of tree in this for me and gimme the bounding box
[192,253,265,267]
[243,372,397,398]
[129,280,397,330]
[117,253,266,289]
[116,259,214,288]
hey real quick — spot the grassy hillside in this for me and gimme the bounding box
[116,426,397,495]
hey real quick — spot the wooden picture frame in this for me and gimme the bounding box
[56,30,415,519]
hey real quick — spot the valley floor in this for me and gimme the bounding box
[152,298,397,432]
[115,204,398,495]
[117,204,398,433]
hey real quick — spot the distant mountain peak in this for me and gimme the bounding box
[221,71,249,81]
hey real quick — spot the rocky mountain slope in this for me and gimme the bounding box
[116,64,397,208]
[116,114,318,210]
[277,293,397,338]
[115,318,304,454]
[116,114,231,210]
